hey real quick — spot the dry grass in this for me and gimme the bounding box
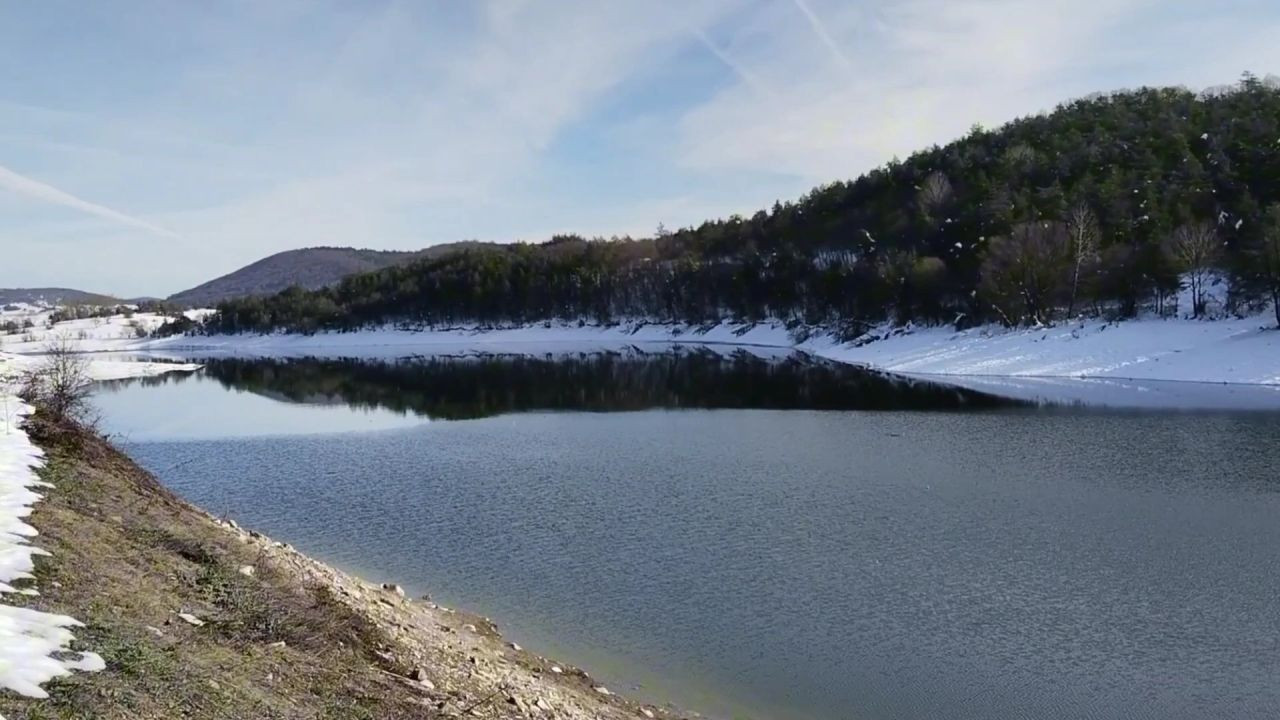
[0,416,439,720]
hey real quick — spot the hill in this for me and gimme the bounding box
[0,287,119,307]
[206,76,1280,335]
[167,244,480,307]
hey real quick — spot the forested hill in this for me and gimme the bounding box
[209,77,1280,336]
[168,243,484,306]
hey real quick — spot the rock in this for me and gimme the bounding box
[462,623,478,633]
[177,612,204,627]
[50,581,62,588]
[420,678,436,691]
[593,686,612,696]
[381,583,406,597]
[535,698,553,712]
[641,709,655,718]
[237,565,255,577]
[549,665,563,674]
[145,625,164,638]
[267,640,286,649]
[510,642,522,651]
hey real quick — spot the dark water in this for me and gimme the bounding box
[95,352,1280,720]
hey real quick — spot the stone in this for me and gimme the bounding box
[535,698,553,712]
[267,641,286,649]
[641,710,655,718]
[237,565,255,577]
[510,642,522,651]
[593,686,611,695]
[177,612,204,627]
[462,623,477,633]
[381,583,406,597]
[549,666,563,674]
[145,626,164,637]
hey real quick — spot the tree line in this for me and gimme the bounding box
[206,76,1280,335]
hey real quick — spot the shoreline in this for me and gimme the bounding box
[0,397,685,719]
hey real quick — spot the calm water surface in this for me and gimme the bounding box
[96,352,1280,720]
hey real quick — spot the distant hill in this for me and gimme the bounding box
[0,287,119,306]
[167,244,480,307]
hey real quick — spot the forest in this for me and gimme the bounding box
[207,76,1280,336]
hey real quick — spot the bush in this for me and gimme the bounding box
[19,337,95,425]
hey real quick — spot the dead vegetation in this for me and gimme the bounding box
[1,415,673,720]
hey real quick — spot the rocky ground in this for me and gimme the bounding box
[0,414,678,720]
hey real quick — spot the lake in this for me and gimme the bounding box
[94,349,1280,720]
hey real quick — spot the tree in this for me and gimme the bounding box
[917,171,953,222]
[1167,221,1219,317]
[979,221,1070,325]
[1065,204,1100,318]
[1246,204,1280,327]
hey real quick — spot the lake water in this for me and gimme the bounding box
[95,350,1280,720]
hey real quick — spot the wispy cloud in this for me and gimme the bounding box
[788,0,853,70]
[0,163,178,239]
[1,0,1277,296]
[694,29,772,96]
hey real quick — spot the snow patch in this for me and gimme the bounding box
[0,393,104,706]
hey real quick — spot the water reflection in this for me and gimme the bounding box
[106,349,1017,420]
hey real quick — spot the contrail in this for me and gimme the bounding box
[789,0,853,70]
[0,163,179,239]
[695,30,773,96]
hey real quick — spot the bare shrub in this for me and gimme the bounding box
[19,336,95,425]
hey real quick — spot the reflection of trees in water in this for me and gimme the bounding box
[149,350,1015,420]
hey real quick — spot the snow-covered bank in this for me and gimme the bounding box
[823,315,1280,386]
[135,311,1280,409]
[0,395,104,710]
[0,352,201,383]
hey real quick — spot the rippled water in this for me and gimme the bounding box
[95,353,1280,720]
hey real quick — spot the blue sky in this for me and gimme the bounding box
[1,0,1278,296]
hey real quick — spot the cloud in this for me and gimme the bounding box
[0,163,179,239]
[677,0,1278,186]
[2,0,1278,296]
[787,0,853,70]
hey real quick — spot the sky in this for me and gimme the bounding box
[1,0,1278,297]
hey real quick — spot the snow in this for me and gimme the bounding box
[825,316,1280,385]
[7,297,1279,409]
[0,312,173,355]
[1,307,202,382]
[0,392,104,709]
[132,305,1280,409]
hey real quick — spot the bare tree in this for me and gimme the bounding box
[1168,222,1219,318]
[19,336,94,423]
[917,171,954,221]
[979,221,1070,325]
[1249,204,1280,327]
[1065,204,1100,318]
